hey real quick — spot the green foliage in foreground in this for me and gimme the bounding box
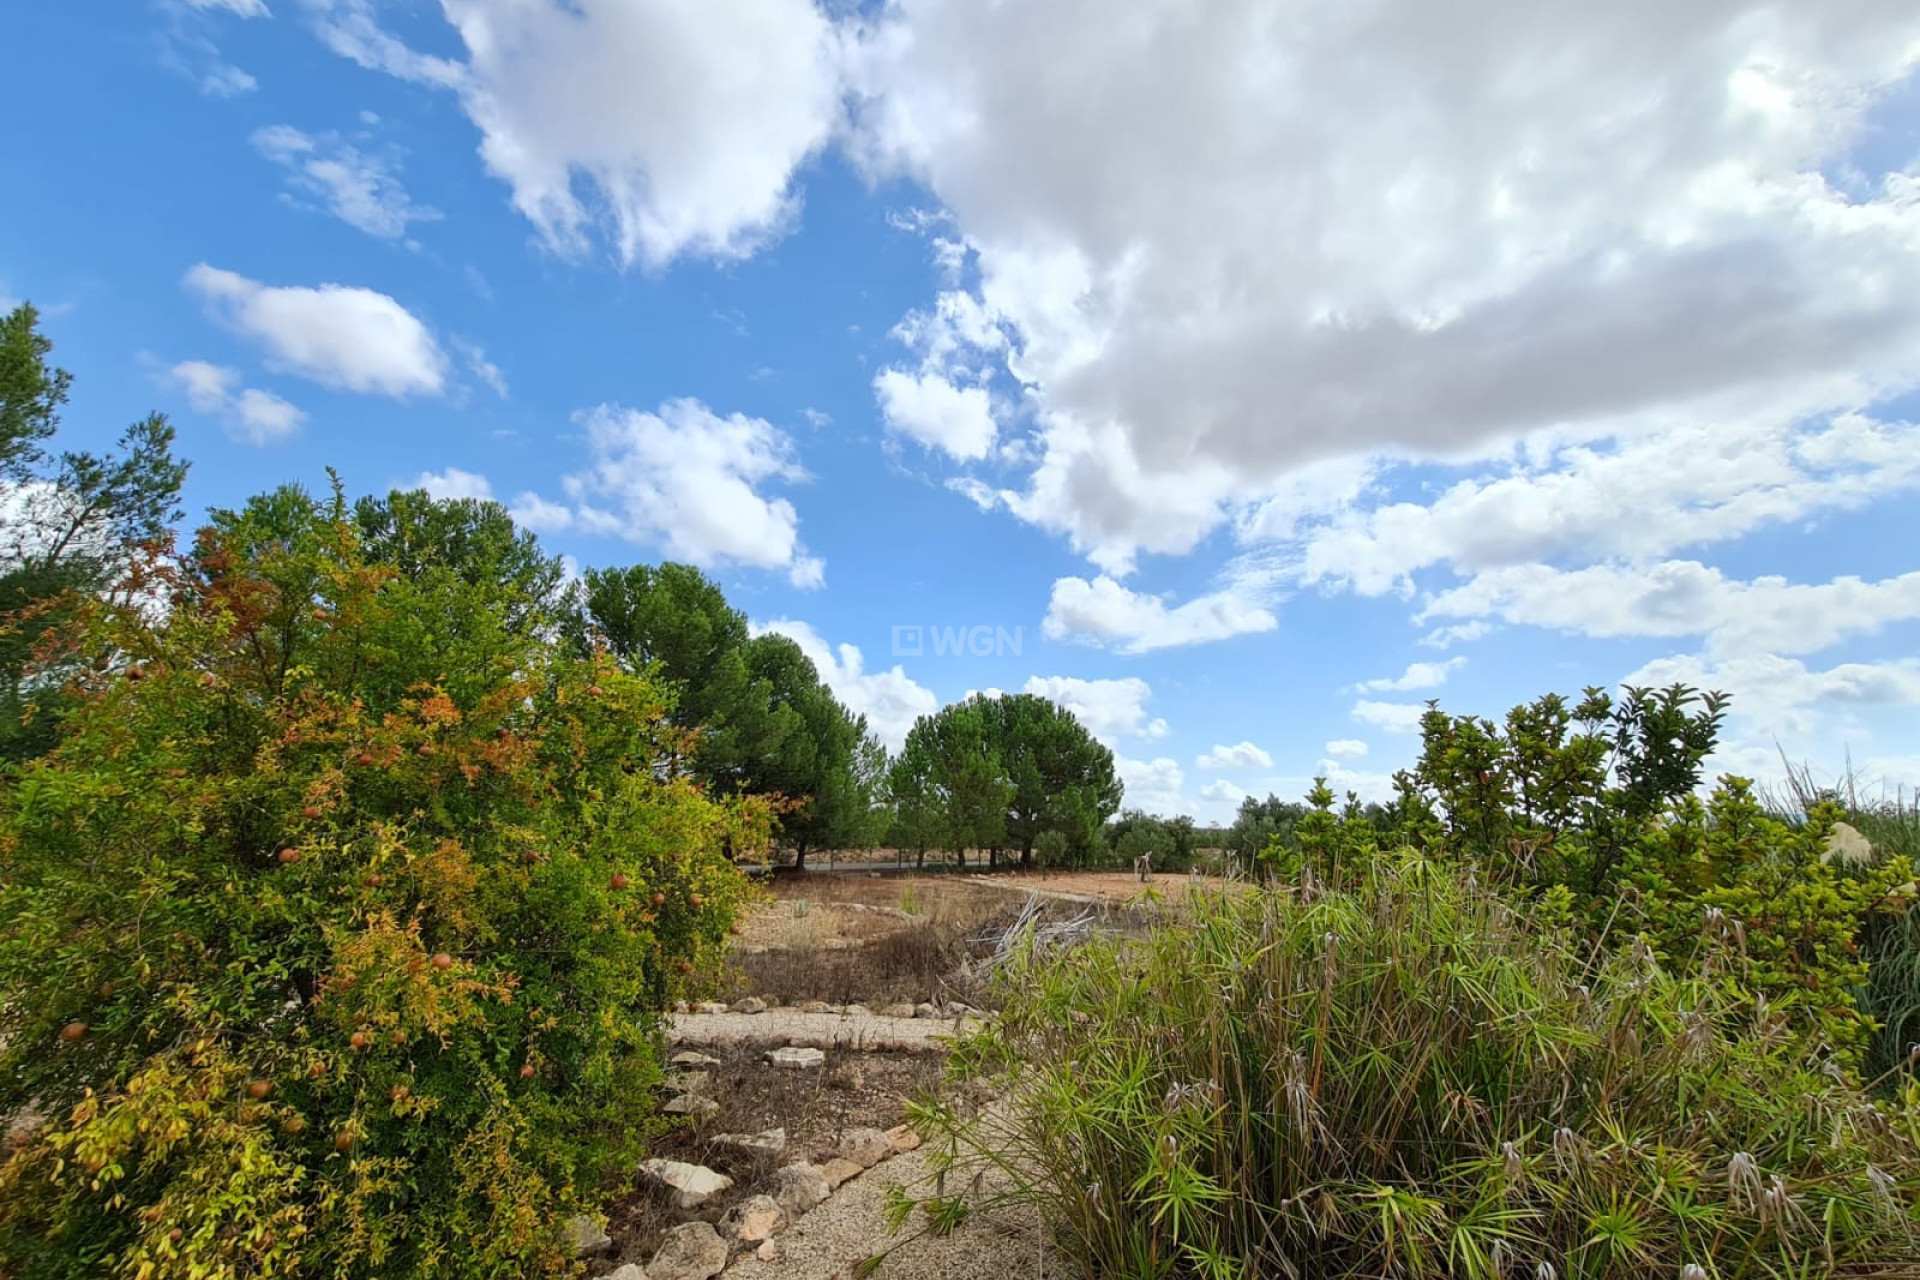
[912,856,1920,1280]
[0,486,765,1280]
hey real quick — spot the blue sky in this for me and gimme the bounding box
[5,0,1920,822]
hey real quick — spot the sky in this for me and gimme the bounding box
[4,0,1919,824]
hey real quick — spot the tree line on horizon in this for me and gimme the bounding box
[0,301,1128,871]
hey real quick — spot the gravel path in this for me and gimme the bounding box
[665,1010,979,1054]
[720,1142,1056,1280]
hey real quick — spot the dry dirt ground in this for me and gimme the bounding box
[600,869,1199,1275]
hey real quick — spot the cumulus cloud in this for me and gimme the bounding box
[185,0,270,14]
[1043,574,1276,653]
[848,0,1920,569]
[753,618,939,750]
[1351,700,1429,735]
[526,399,823,587]
[1323,739,1369,759]
[1357,658,1465,693]
[1200,779,1246,804]
[1423,561,1920,659]
[166,360,305,444]
[1625,652,1920,741]
[873,369,998,461]
[1021,675,1167,746]
[252,125,440,239]
[1117,754,1187,815]
[183,264,447,397]
[1197,741,1273,770]
[310,0,841,267]
[412,468,494,501]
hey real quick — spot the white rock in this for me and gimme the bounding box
[886,1123,922,1154]
[648,1222,727,1280]
[766,1046,826,1070]
[662,1094,720,1120]
[772,1162,831,1218]
[755,1239,781,1263]
[721,1193,784,1243]
[914,1002,940,1019]
[669,1051,720,1068]
[820,1156,863,1189]
[560,1214,613,1258]
[881,1002,917,1019]
[843,1004,872,1017]
[694,1001,729,1015]
[710,1127,787,1157]
[732,996,768,1014]
[604,1267,649,1280]
[839,1127,892,1169]
[639,1158,734,1210]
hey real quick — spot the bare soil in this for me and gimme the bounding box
[601,1046,945,1269]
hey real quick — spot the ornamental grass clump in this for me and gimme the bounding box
[912,854,1920,1280]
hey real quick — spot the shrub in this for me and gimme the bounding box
[0,486,765,1279]
[909,857,1920,1280]
[1400,687,1917,1067]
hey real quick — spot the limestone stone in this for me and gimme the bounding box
[648,1222,727,1280]
[669,1050,720,1068]
[819,1156,863,1189]
[662,1094,720,1120]
[732,996,768,1014]
[914,1002,940,1019]
[772,1162,831,1218]
[721,1194,784,1243]
[766,1045,826,1070]
[885,1123,922,1154]
[604,1266,649,1280]
[639,1158,734,1209]
[694,1001,729,1015]
[710,1127,786,1157]
[838,1126,892,1169]
[881,1002,917,1019]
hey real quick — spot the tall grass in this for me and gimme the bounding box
[913,855,1920,1279]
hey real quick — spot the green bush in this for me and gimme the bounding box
[0,486,765,1279]
[911,856,1920,1280]
[1399,687,1916,1066]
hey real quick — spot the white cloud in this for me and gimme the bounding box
[1294,410,1920,596]
[1117,754,1187,815]
[1357,658,1465,693]
[753,619,939,751]
[1323,739,1369,759]
[165,360,305,445]
[1197,741,1272,770]
[1020,675,1167,747]
[1351,700,1429,735]
[413,468,494,501]
[873,369,998,462]
[185,0,270,14]
[847,0,1920,571]
[1423,561,1920,659]
[252,125,440,239]
[508,492,573,533]
[311,0,841,267]
[201,63,258,97]
[1043,574,1276,653]
[183,264,447,397]
[530,399,822,587]
[1200,779,1246,804]
[1419,621,1492,650]
[450,338,508,398]
[1625,652,1920,741]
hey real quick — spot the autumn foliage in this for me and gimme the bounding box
[0,485,764,1278]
